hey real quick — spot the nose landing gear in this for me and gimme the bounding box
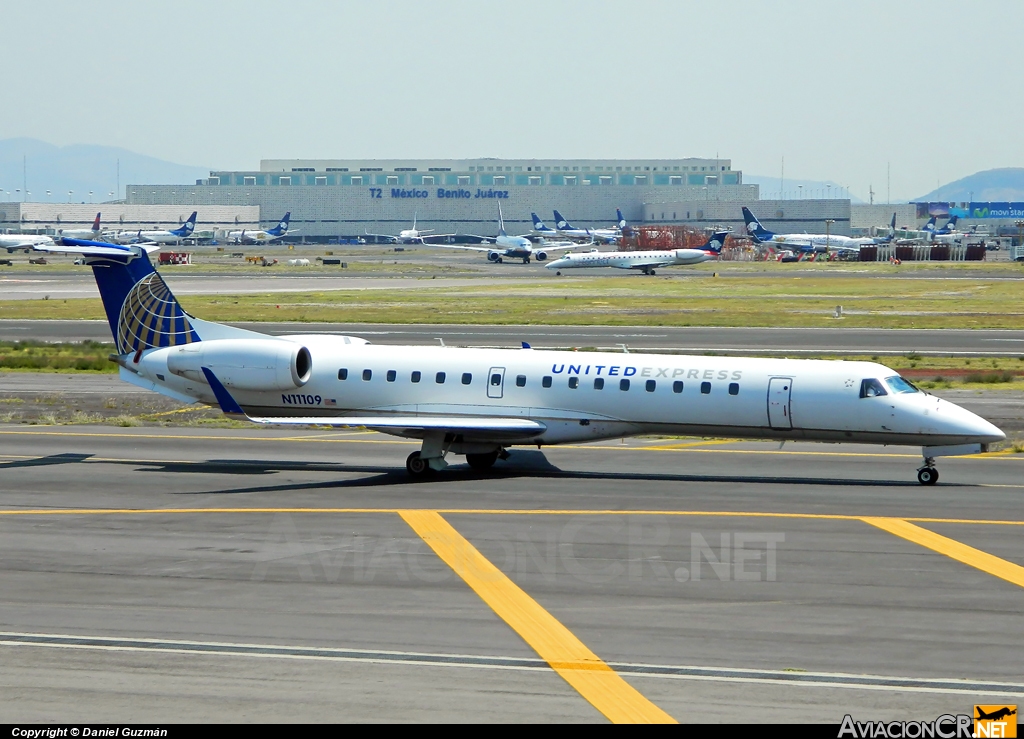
[916,457,939,485]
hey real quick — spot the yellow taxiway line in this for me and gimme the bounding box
[399,510,675,724]
[863,518,1024,589]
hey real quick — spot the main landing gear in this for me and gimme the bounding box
[522,257,530,264]
[642,267,656,275]
[917,457,939,486]
[405,439,506,478]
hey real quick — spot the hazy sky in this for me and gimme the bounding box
[5,0,1021,200]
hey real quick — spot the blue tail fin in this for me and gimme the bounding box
[553,210,576,231]
[267,212,291,237]
[921,216,937,232]
[170,211,198,237]
[941,215,958,232]
[703,231,729,254]
[741,207,774,242]
[531,212,553,231]
[890,212,896,231]
[616,208,626,229]
[81,245,199,353]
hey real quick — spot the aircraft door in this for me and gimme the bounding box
[767,377,793,429]
[487,367,505,399]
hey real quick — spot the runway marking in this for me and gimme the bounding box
[0,506,1022,527]
[863,518,1024,589]
[1,632,1021,699]
[399,510,675,724]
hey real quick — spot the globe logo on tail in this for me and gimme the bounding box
[116,272,200,353]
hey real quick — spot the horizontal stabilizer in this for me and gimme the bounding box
[37,238,160,257]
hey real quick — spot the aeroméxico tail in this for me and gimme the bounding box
[227,212,295,245]
[29,238,1004,484]
[545,231,729,275]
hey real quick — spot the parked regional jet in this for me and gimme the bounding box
[126,211,198,245]
[742,207,868,253]
[1,232,54,252]
[546,231,729,275]
[57,213,103,242]
[432,204,579,263]
[365,213,456,244]
[28,237,1004,485]
[227,212,295,245]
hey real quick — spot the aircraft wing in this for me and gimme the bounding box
[31,238,161,257]
[627,257,677,269]
[363,231,399,243]
[201,367,545,438]
[425,243,494,252]
[535,240,587,252]
[418,233,459,243]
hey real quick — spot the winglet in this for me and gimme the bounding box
[521,341,531,349]
[201,366,247,417]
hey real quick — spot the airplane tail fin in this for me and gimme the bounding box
[268,212,291,236]
[616,208,627,228]
[170,211,198,237]
[553,210,575,231]
[922,216,937,232]
[741,207,773,242]
[704,231,729,254]
[497,203,507,236]
[531,212,550,231]
[36,240,200,353]
[92,212,101,232]
[890,212,896,232]
[945,215,958,230]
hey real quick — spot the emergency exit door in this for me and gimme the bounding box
[767,377,793,429]
[487,367,505,399]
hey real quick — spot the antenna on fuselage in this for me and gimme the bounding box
[618,343,629,353]
[435,337,445,346]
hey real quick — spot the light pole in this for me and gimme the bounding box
[798,185,803,199]
[67,191,73,203]
[825,219,835,251]
[827,184,832,199]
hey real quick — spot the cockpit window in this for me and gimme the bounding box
[885,376,919,394]
[859,378,888,398]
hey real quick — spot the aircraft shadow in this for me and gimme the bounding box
[0,452,93,470]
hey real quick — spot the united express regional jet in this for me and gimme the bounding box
[30,238,1004,484]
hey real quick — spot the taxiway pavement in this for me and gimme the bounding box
[0,426,1021,722]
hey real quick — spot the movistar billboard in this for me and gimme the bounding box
[916,202,1024,219]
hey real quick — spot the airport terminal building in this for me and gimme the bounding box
[126,157,759,240]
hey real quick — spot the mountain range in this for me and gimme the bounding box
[0,138,209,203]
[913,168,1024,203]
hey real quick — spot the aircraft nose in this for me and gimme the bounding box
[936,397,1005,443]
[546,258,567,269]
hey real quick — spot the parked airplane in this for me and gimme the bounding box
[57,213,103,242]
[227,212,294,245]
[546,231,728,275]
[1,232,54,253]
[29,238,1004,485]
[121,211,199,245]
[365,214,456,244]
[742,207,866,253]
[433,204,579,263]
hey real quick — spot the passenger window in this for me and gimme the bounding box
[728,382,739,396]
[436,372,446,384]
[594,377,605,390]
[362,369,372,381]
[645,380,656,392]
[619,379,630,391]
[338,368,348,380]
[860,378,888,398]
[568,377,579,389]
[542,376,552,388]
[386,370,396,382]
[411,371,421,383]
[516,375,526,387]
[490,373,502,386]
[462,372,472,385]
[700,381,711,394]
[672,380,683,393]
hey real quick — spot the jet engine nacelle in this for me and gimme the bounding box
[487,251,502,262]
[534,251,548,262]
[166,338,312,391]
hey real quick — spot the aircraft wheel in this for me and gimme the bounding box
[649,269,656,275]
[556,271,562,276]
[406,451,431,477]
[917,466,939,485]
[523,258,530,264]
[497,257,503,263]
[466,451,499,471]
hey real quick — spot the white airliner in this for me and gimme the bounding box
[366,214,456,244]
[29,237,1005,485]
[1,232,54,253]
[432,204,579,263]
[121,211,198,245]
[57,213,103,242]
[227,212,295,245]
[546,231,728,275]
[550,209,627,244]
[743,207,872,254]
